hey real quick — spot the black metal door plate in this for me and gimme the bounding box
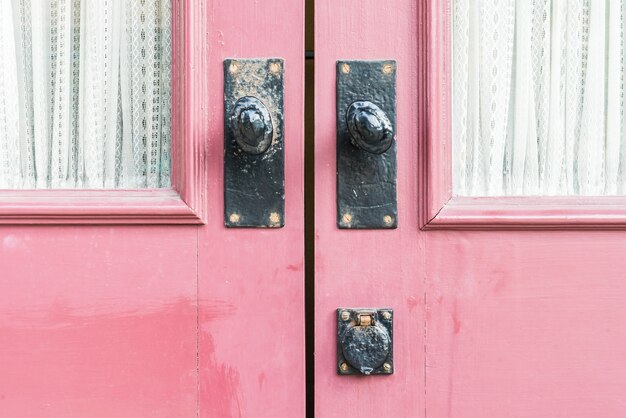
[336,60,397,229]
[337,308,394,376]
[224,59,285,228]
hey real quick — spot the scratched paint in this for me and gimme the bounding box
[316,0,626,417]
[0,227,198,416]
[314,0,424,416]
[0,1,305,417]
[426,231,626,417]
[199,0,305,417]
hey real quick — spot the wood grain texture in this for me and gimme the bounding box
[428,196,626,230]
[0,226,198,416]
[314,0,425,416]
[419,0,453,228]
[318,1,626,417]
[198,0,305,417]
[0,2,203,414]
[426,231,626,417]
[422,1,626,416]
[0,1,304,416]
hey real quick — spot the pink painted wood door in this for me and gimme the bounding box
[0,1,305,417]
[315,1,626,417]
[314,0,424,416]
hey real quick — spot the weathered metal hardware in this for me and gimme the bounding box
[346,101,393,154]
[337,308,394,376]
[230,96,274,155]
[336,60,397,229]
[224,58,285,228]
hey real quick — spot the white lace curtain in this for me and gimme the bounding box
[0,0,171,189]
[453,0,626,196]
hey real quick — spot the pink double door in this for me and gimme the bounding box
[3,0,626,417]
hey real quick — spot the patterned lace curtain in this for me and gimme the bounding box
[0,0,171,189]
[453,0,626,196]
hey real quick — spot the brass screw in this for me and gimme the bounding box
[341,63,351,74]
[382,311,392,320]
[229,62,239,74]
[382,63,394,74]
[341,311,350,321]
[383,215,394,226]
[269,212,281,225]
[229,213,240,223]
[340,362,349,372]
[383,363,392,372]
[269,62,281,74]
[342,213,353,224]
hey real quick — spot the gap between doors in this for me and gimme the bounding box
[305,0,315,416]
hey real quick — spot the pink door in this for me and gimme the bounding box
[0,1,305,417]
[315,0,626,417]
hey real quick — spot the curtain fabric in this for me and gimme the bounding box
[0,0,171,189]
[453,0,626,196]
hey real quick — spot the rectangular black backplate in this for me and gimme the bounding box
[224,59,285,228]
[336,60,397,229]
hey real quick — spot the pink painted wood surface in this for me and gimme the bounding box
[0,0,206,225]
[314,1,424,417]
[428,196,626,229]
[0,190,201,224]
[420,1,626,416]
[0,226,198,416]
[426,231,626,417]
[419,0,453,227]
[198,1,305,417]
[0,0,305,416]
[318,1,626,417]
[0,2,200,415]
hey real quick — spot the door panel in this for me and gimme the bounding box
[315,1,626,418]
[314,0,424,416]
[200,1,305,417]
[0,226,198,416]
[0,0,305,417]
[426,231,626,417]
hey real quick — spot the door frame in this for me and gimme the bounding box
[0,0,206,225]
[420,0,626,231]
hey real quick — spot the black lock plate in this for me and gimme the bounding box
[336,60,397,229]
[337,308,394,375]
[224,59,285,228]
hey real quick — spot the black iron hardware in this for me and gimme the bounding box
[224,59,285,228]
[336,60,397,229]
[337,308,394,376]
[346,101,393,154]
[230,96,274,155]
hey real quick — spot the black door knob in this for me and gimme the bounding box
[346,101,393,154]
[230,96,273,154]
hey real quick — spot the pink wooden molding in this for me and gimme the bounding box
[0,0,206,225]
[420,0,626,230]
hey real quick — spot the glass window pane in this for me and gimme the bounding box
[0,0,171,189]
[452,1,625,196]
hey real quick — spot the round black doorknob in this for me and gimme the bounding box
[230,96,273,154]
[341,323,391,375]
[346,101,393,154]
